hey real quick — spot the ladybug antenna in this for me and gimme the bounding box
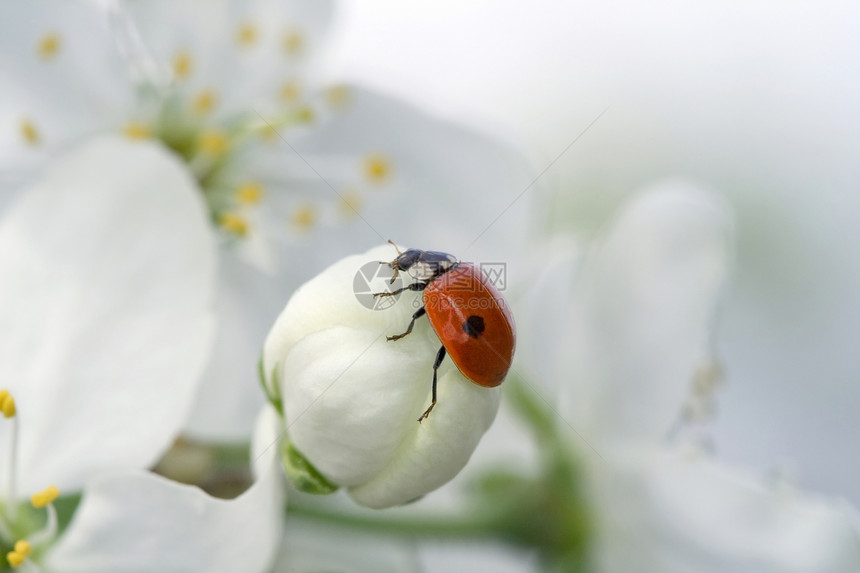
[387,239,403,255]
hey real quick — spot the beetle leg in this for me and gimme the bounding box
[372,281,426,298]
[387,307,426,341]
[418,345,447,423]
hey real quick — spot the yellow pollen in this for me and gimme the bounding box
[296,106,315,124]
[192,90,218,115]
[282,28,304,55]
[1,391,16,418]
[218,212,249,237]
[172,51,193,80]
[338,190,363,219]
[198,130,230,157]
[236,181,264,205]
[19,119,40,146]
[13,542,30,558]
[258,125,278,142]
[36,33,61,60]
[123,122,151,140]
[279,80,301,104]
[236,22,258,46]
[6,551,24,567]
[290,203,317,232]
[325,85,351,109]
[364,154,391,183]
[31,485,60,508]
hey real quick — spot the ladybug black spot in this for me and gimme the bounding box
[463,315,485,338]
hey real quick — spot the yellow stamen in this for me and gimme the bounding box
[279,80,301,104]
[325,84,351,109]
[36,33,61,60]
[13,542,30,558]
[364,154,391,183]
[173,51,193,80]
[198,130,230,157]
[296,106,315,124]
[19,119,40,146]
[290,203,317,232]
[192,90,218,115]
[236,23,258,47]
[123,122,151,140]
[236,181,264,205]
[338,190,363,219]
[6,551,24,567]
[282,28,304,55]
[1,392,16,418]
[218,213,249,237]
[31,485,60,509]
[258,125,278,142]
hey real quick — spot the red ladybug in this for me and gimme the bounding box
[374,243,516,422]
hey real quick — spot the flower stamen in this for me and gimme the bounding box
[364,154,392,184]
[19,120,40,147]
[290,203,317,232]
[236,23,258,47]
[192,90,218,116]
[172,51,193,80]
[36,33,61,60]
[236,182,264,205]
[123,122,151,140]
[218,213,249,237]
[282,28,304,55]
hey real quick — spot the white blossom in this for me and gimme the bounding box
[519,181,860,572]
[262,245,501,508]
[1,0,535,441]
[0,137,286,572]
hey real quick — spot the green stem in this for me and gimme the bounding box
[287,501,500,541]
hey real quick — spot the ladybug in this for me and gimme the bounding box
[374,242,516,422]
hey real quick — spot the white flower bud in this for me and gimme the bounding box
[262,245,502,508]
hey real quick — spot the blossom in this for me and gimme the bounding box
[0,137,284,571]
[519,181,860,571]
[1,0,534,441]
[262,244,501,509]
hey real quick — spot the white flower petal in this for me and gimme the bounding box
[0,0,134,170]
[280,85,538,268]
[0,135,216,493]
[561,181,732,446]
[123,0,335,119]
[183,250,292,441]
[592,448,860,573]
[46,406,285,573]
[264,245,501,508]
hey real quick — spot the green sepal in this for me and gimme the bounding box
[281,439,339,495]
[258,354,284,416]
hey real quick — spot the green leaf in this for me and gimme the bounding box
[281,439,339,495]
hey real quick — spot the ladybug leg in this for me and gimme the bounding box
[372,282,426,298]
[387,307,426,341]
[418,345,447,423]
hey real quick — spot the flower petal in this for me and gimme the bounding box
[45,406,285,573]
[183,249,290,441]
[122,0,335,119]
[267,84,538,268]
[0,135,216,493]
[0,0,134,171]
[561,181,732,446]
[591,448,860,573]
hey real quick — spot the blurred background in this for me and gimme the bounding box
[326,0,860,503]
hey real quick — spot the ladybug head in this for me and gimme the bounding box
[382,248,424,284]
